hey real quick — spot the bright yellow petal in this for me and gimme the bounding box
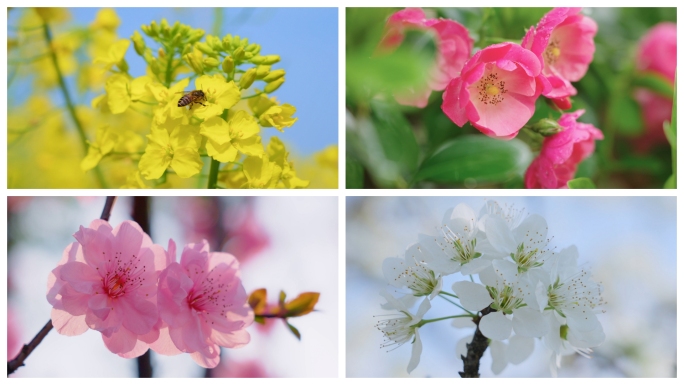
[105,74,130,114]
[234,135,264,156]
[206,140,239,163]
[229,110,260,138]
[199,116,231,145]
[139,141,172,180]
[170,147,203,178]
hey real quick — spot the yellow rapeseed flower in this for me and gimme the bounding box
[81,125,118,171]
[248,94,297,131]
[267,137,309,188]
[199,110,263,162]
[242,154,282,189]
[138,122,203,179]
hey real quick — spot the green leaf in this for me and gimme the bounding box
[608,95,644,137]
[664,174,676,189]
[370,99,419,173]
[286,322,301,341]
[346,157,364,188]
[567,177,596,189]
[414,135,532,185]
[632,73,675,99]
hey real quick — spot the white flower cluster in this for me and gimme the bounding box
[376,201,605,376]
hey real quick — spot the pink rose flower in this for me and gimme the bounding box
[632,22,676,151]
[525,109,603,189]
[379,8,473,107]
[636,22,676,82]
[522,8,597,104]
[442,42,543,139]
[157,240,253,368]
[46,220,169,358]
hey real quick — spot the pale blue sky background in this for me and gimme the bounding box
[347,197,676,378]
[8,8,338,156]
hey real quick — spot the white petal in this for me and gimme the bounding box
[460,257,491,275]
[380,293,418,310]
[382,257,411,288]
[478,265,499,287]
[485,216,517,253]
[490,339,508,374]
[506,335,535,364]
[533,281,548,312]
[452,281,492,311]
[492,259,520,284]
[512,307,549,337]
[479,312,512,340]
[568,323,605,348]
[379,289,407,312]
[456,335,470,360]
[417,233,460,275]
[513,214,548,248]
[565,308,601,332]
[412,297,432,323]
[407,329,423,374]
[542,313,562,353]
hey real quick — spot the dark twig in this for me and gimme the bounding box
[8,197,120,376]
[100,197,117,221]
[7,320,53,375]
[132,196,153,378]
[459,306,494,378]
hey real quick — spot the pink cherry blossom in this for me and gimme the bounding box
[212,359,271,378]
[46,220,169,358]
[379,8,473,107]
[157,240,253,368]
[522,8,597,104]
[442,42,542,139]
[224,204,270,264]
[7,307,22,360]
[524,109,603,189]
[632,22,676,151]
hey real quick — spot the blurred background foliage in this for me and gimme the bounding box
[346,8,676,189]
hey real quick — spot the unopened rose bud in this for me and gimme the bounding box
[533,119,563,136]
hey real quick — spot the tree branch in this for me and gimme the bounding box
[132,196,153,378]
[459,306,494,378]
[7,196,119,376]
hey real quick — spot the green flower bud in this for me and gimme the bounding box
[149,21,160,36]
[232,35,241,47]
[250,55,266,64]
[171,34,182,47]
[170,21,180,37]
[244,52,254,60]
[158,47,166,58]
[264,77,285,93]
[263,69,285,83]
[233,46,245,62]
[261,55,281,65]
[141,24,152,37]
[222,56,234,74]
[246,43,259,52]
[181,44,193,56]
[143,49,155,63]
[116,59,129,73]
[180,25,191,36]
[240,37,249,47]
[149,58,161,75]
[222,34,233,50]
[187,29,205,44]
[239,68,257,89]
[196,42,214,55]
[207,35,223,51]
[203,57,220,68]
[256,65,270,79]
[532,118,563,137]
[183,53,204,74]
[131,31,146,55]
[160,19,170,36]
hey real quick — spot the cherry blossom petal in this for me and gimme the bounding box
[507,335,535,364]
[51,308,88,336]
[407,329,423,374]
[512,307,549,337]
[452,281,492,311]
[479,312,512,340]
[490,339,508,374]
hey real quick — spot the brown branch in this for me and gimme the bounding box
[100,196,117,221]
[7,320,53,375]
[7,197,119,376]
[459,306,494,378]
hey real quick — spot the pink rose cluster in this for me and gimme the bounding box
[46,220,253,368]
[381,7,604,188]
[633,22,677,151]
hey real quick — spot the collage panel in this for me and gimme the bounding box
[7,196,338,377]
[7,7,338,189]
[346,7,676,189]
[346,196,676,377]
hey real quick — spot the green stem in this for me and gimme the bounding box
[439,291,459,299]
[417,314,474,327]
[207,158,220,189]
[439,294,476,316]
[240,93,261,100]
[43,22,106,188]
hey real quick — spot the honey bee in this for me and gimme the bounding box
[176,90,207,109]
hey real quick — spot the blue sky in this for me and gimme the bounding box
[8,8,338,156]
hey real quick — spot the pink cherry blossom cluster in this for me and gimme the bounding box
[380,8,604,188]
[46,219,253,368]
